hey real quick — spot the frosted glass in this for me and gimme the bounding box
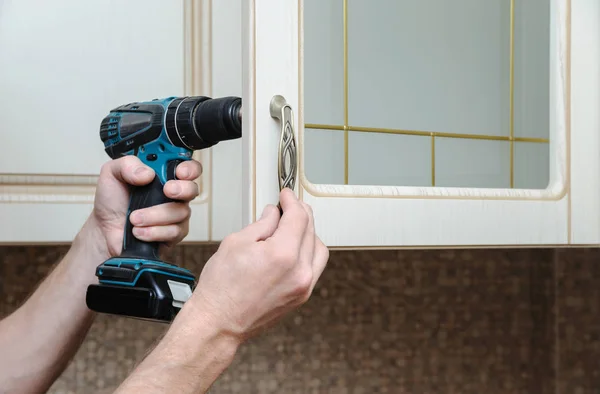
[514,142,550,189]
[513,0,551,139]
[302,0,551,190]
[303,129,345,185]
[303,0,344,125]
[435,139,510,188]
[348,132,431,186]
[347,0,510,136]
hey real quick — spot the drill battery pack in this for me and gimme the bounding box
[86,258,195,322]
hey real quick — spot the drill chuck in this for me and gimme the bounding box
[166,96,241,151]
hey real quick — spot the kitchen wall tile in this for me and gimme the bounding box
[0,245,559,393]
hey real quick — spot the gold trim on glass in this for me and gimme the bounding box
[343,0,349,185]
[305,123,549,143]
[431,134,436,186]
[509,0,516,188]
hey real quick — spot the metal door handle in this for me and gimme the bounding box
[270,95,297,192]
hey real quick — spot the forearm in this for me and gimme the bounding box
[0,216,108,393]
[115,299,240,394]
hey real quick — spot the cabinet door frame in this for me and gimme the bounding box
[0,0,214,244]
[241,0,598,248]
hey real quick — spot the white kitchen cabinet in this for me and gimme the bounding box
[0,0,222,243]
[238,0,600,248]
[1,0,599,249]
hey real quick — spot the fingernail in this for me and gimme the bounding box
[260,204,276,219]
[132,227,146,237]
[180,166,190,178]
[135,166,151,176]
[170,183,182,196]
[130,212,143,225]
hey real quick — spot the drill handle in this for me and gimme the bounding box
[120,160,183,261]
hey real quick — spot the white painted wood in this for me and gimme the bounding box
[569,0,600,245]
[0,0,210,243]
[241,0,584,247]
[241,0,301,227]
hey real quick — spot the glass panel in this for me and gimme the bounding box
[514,142,550,189]
[513,0,551,140]
[304,0,344,125]
[348,131,431,186]
[304,129,346,185]
[303,0,551,189]
[347,0,510,136]
[435,138,509,188]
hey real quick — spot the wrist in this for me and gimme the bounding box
[116,299,240,393]
[72,214,111,263]
[163,298,241,367]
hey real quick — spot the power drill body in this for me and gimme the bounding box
[85,96,241,323]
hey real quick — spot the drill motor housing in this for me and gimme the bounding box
[86,96,241,323]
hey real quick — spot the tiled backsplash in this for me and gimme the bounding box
[1,245,598,393]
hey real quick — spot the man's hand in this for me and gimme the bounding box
[87,155,202,259]
[191,188,329,341]
[115,189,329,393]
[0,155,203,394]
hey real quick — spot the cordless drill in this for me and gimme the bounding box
[85,96,242,323]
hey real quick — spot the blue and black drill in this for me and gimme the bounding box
[85,96,242,323]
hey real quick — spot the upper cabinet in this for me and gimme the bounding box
[1,0,598,249]
[240,0,600,248]
[0,0,217,243]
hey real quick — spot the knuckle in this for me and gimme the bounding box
[99,161,112,176]
[291,270,313,300]
[183,204,192,219]
[177,223,188,238]
[319,240,329,259]
[293,205,309,226]
[168,225,181,239]
[302,202,314,216]
[221,233,240,248]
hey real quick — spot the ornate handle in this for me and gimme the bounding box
[270,95,297,192]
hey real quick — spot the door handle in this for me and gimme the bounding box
[270,95,297,193]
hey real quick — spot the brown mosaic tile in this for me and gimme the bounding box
[556,248,600,394]
[0,245,557,393]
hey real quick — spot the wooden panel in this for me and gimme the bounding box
[0,0,212,243]
[569,0,600,245]
[243,0,573,248]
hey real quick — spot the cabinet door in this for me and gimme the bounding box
[241,0,599,248]
[0,0,212,243]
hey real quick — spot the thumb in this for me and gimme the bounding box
[101,156,155,187]
[240,204,280,241]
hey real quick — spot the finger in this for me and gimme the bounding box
[132,222,188,244]
[129,202,191,227]
[164,180,200,201]
[309,236,329,293]
[100,156,155,186]
[270,188,309,246]
[238,204,281,241]
[297,201,316,267]
[176,160,203,180]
